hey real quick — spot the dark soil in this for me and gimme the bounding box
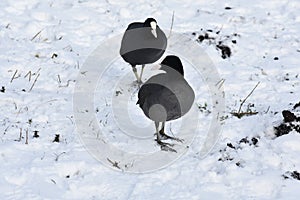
[0,86,5,93]
[283,171,300,181]
[274,102,300,137]
[194,29,238,59]
[53,134,60,142]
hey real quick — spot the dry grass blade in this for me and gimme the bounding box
[10,70,18,83]
[29,73,40,92]
[231,81,260,118]
[107,158,121,169]
[31,29,43,41]
[168,11,175,39]
[238,81,260,114]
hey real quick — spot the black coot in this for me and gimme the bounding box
[120,18,167,83]
[137,55,195,152]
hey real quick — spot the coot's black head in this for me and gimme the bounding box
[160,55,184,76]
[144,18,158,38]
[144,18,157,27]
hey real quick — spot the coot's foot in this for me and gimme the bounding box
[158,130,184,143]
[137,79,143,86]
[155,139,177,153]
[129,81,143,97]
[130,80,143,88]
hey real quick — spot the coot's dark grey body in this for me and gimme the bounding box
[137,73,194,122]
[120,18,167,82]
[137,55,195,152]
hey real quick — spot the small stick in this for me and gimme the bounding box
[31,30,42,41]
[66,116,74,124]
[215,24,224,35]
[25,128,28,144]
[169,123,175,136]
[231,111,258,118]
[265,106,270,114]
[57,75,61,83]
[29,73,40,92]
[107,158,121,169]
[13,102,17,110]
[216,78,225,89]
[15,128,22,142]
[54,152,66,162]
[33,68,41,76]
[168,11,175,39]
[19,128,22,142]
[10,70,18,83]
[24,71,32,82]
[4,125,10,135]
[238,81,260,114]
[58,80,74,88]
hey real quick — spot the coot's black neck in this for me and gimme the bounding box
[160,65,184,77]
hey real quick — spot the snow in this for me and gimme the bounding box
[1,0,300,199]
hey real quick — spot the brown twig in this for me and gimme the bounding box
[237,81,260,114]
[66,116,74,124]
[58,80,75,88]
[264,106,270,114]
[57,75,61,84]
[25,128,28,144]
[231,111,258,118]
[29,73,40,92]
[10,70,18,83]
[231,82,260,118]
[19,128,22,142]
[54,152,66,162]
[107,158,121,169]
[24,71,32,82]
[15,128,22,142]
[34,68,42,76]
[31,29,43,41]
[13,102,17,110]
[216,78,225,89]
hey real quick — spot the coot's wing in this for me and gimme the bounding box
[137,73,167,108]
[156,86,182,121]
[171,79,195,116]
[137,82,182,121]
[157,26,167,51]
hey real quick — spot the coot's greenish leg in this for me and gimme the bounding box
[120,18,167,84]
[131,65,141,83]
[139,64,145,83]
[155,122,177,152]
[159,122,184,143]
[137,55,195,151]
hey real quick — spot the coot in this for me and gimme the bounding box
[137,55,195,152]
[120,18,167,83]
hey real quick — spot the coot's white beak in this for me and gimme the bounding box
[150,21,157,38]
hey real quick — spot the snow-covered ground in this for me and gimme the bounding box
[1,0,300,199]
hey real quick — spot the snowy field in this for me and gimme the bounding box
[1,0,300,199]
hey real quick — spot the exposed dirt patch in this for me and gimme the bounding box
[193,29,239,59]
[274,103,300,137]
